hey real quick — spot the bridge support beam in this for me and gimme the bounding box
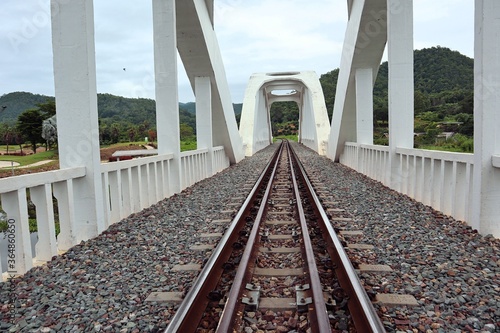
[387,0,414,190]
[153,0,182,193]
[176,0,244,164]
[472,0,500,237]
[196,76,214,177]
[327,0,387,162]
[51,0,105,241]
[240,72,330,156]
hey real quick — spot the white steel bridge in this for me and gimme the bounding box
[1,0,499,279]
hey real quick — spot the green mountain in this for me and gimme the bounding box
[179,102,242,115]
[320,46,474,120]
[0,92,54,124]
[0,92,243,125]
[179,102,196,114]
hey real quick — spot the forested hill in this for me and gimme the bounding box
[320,46,474,116]
[413,46,473,93]
[0,92,54,124]
[0,92,243,126]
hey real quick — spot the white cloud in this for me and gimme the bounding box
[215,0,347,100]
[0,0,475,102]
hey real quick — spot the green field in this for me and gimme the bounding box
[273,135,299,142]
[0,150,58,166]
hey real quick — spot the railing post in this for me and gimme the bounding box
[101,172,111,228]
[120,168,133,218]
[30,184,58,262]
[108,171,122,224]
[53,180,76,252]
[1,190,32,275]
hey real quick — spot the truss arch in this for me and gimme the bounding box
[239,71,330,156]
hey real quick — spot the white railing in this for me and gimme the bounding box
[395,147,474,223]
[101,153,175,227]
[0,146,230,280]
[341,143,390,184]
[340,142,474,223]
[0,167,86,278]
[181,149,209,189]
[213,146,230,173]
[180,146,230,189]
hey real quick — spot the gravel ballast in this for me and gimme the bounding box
[293,142,499,333]
[1,142,499,333]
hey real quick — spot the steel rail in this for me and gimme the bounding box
[215,143,284,332]
[287,141,332,332]
[290,144,387,333]
[164,143,283,333]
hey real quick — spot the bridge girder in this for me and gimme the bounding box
[176,0,244,164]
[240,71,330,156]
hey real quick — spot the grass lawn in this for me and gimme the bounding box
[274,135,299,142]
[0,150,58,166]
[181,141,197,151]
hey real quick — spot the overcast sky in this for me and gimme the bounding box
[1,0,474,103]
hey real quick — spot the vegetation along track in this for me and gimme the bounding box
[164,141,385,332]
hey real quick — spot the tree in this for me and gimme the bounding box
[128,126,137,142]
[0,123,14,154]
[180,123,194,141]
[17,108,44,154]
[414,90,430,115]
[42,115,57,150]
[36,100,56,118]
[110,123,120,144]
[148,129,157,142]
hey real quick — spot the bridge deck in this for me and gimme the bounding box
[1,143,498,332]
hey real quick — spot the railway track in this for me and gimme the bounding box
[165,141,385,332]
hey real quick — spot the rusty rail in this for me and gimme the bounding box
[290,144,387,333]
[164,143,282,333]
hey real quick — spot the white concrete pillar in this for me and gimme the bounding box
[387,0,414,190]
[195,76,213,177]
[51,0,105,238]
[153,0,182,193]
[472,0,500,237]
[355,68,374,145]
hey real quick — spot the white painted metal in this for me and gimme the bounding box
[176,0,244,164]
[196,76,214,177]
[53,180,77,252]
[30,184,58,262]
[50,0,105,238]
[1,190,32,276]
[240,71,330,156]
[153,0,182,194]
[327,0,387,161]
[472,0,500,237]
[3,0,500,283]
[340,144,474,224]
[355,68,374,145]
[387,0,414,190]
